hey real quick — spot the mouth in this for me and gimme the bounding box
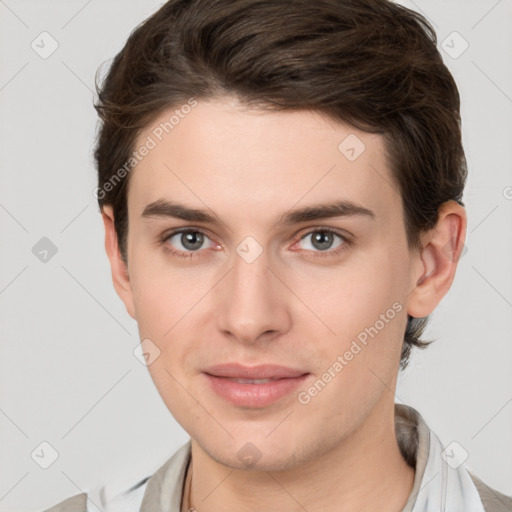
[202,363,310,408]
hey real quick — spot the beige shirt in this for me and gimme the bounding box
[42,404,512,512]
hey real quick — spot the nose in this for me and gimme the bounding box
[216,246,292,345]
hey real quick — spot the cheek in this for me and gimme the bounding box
[289,246,406,339]
[295,289,406,426]
[129,245,207,333]
[297,248,408,384]
[129,260,203,414]
[131,274,175,338]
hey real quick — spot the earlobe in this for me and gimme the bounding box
[101,206,136,319]
[407,201,467,319]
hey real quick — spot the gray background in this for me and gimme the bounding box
[0,1,511,510]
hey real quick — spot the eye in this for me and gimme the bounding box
[161,227,351,260]
[294,228,349,257]
[163,229,217,258]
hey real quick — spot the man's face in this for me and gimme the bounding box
[121,97,421,470]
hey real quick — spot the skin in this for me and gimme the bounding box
[102,96,467,512]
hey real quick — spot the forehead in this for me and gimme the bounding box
[128,98,401,228]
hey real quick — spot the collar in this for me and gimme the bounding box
[396,404,485,512]
[106,404,486,512]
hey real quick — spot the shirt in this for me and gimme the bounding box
[42,403,512,512]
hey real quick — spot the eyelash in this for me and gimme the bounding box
[160,227,352,260]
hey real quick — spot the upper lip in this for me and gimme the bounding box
[203,363,308,379]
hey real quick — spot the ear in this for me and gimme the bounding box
[407,200,467,318]
[101,205,136,319]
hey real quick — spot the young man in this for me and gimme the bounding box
[44,0,511,511]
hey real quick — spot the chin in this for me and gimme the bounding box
[197,432,306,472]
[215,447,301,472]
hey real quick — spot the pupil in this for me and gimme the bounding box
[313,231,332,251]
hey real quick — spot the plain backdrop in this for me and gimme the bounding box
[0,1,511,510]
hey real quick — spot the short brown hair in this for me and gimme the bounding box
[94,0,467,370]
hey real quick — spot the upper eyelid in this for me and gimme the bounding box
[295,228,348,244]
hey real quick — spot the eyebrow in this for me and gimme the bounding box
[141,198,376,225]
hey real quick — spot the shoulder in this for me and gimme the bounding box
[469,472,512,512]
[40,441,191,512]
[41,493,87,512]
[40,474,150,512]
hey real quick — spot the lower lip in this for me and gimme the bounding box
[203,373,310,408]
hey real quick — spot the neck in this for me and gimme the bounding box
[182,400,415,512]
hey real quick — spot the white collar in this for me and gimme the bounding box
[395,404,485,512]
